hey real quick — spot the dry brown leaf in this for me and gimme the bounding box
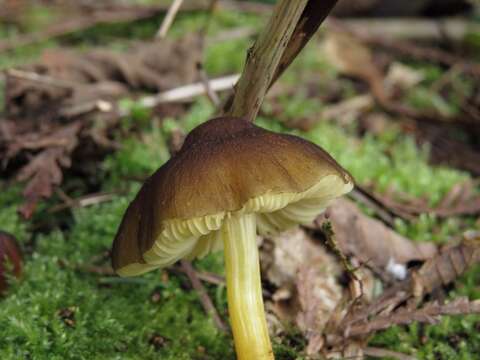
[297,264,341,356]
[15,122,82,218]
[318,198,437,277]
[327,232,480,344]
[323,30,386,101]
[345,297,480,338]
[6,35,201,119]
[261,229,342,352]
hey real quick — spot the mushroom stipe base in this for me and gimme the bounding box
[223,213,273,360]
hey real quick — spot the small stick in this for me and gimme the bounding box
[364,347,417,360]
[156,0,184,39]
[49,191,121,213]
[136,74,239,110]
[320,220,364,300]
[225,0,310,121]
[180,260,227,332]
[5,68,75,90]
[169,265,226,286]
[197,63,220,107]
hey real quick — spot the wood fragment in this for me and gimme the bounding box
[136,74,239,111]
[180,260,227,333]
[328,17,480,42]
[5,69,76,90]
[347,298,480,337]
[197,64,221,107]
[364,347,417,360]
[225,0,311,121]
[0,5,177,53]
[270,0,339,88]
[333,232,480,341]
[156,0,185,39]
[331,19,480,78]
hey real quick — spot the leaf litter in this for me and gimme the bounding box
[1,34,201,218]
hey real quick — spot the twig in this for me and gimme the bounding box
[270,0,339,88]
[5,69,75,90]
[59,100,113,118]
[218,0,272,14]
[347,298,480,337]
[224,0,338,121]
[320,220,364,300]
[169,265,225,286]
[199,0,220,39]
[331,19,480,78]
[135,74,239,110]
[49,74,238,120]
[364,347,417,360]
[328,17,480,42]
[337,232,480,336]
[348,187,395,226]
[180,260,227,332]
[207,26,257,44]
[49,191,120,213]
[156,0,184,39]
[225,0,311,121]
[197,64,220,107]
[0,5,178,53]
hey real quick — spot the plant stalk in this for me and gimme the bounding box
[225,0,309,121]
[222,213,273,360]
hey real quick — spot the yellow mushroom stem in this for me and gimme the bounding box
[222,212,274,360]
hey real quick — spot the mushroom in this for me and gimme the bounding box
[112,116,354,360]
[0,231,23,295]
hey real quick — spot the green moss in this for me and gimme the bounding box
[0,185,28,243]
[102,121,170,188]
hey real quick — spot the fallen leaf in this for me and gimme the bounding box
[262,229,342,352]
[6,35,201,120]
[318,198,437,276]
[15,122,81,218]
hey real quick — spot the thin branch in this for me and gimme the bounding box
[270,0,339,88]
[180,260,227,333]
[328,17,480,42]
[347,298,480,337]
[5,68,75,90]
[225,0,311,121]
[224,0,338,121]
[336,233,480,337]
[364,347,417,360]
[330,19,480,78]
[0,5,175,53]
[156,0,184,39]
[197,64,221,107]
[135,74,239,110]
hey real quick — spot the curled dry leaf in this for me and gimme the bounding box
[296,264,343,356]
[323,30,386,101]
[14,122,82,219]
[326,231,480,346]
[2,35,201,217]
[261,229,342,353]
[0,231,23,295]
[317,198,437,277]
[6,35,201,119]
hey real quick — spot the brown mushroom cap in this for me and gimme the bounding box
[112,116,353,276]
